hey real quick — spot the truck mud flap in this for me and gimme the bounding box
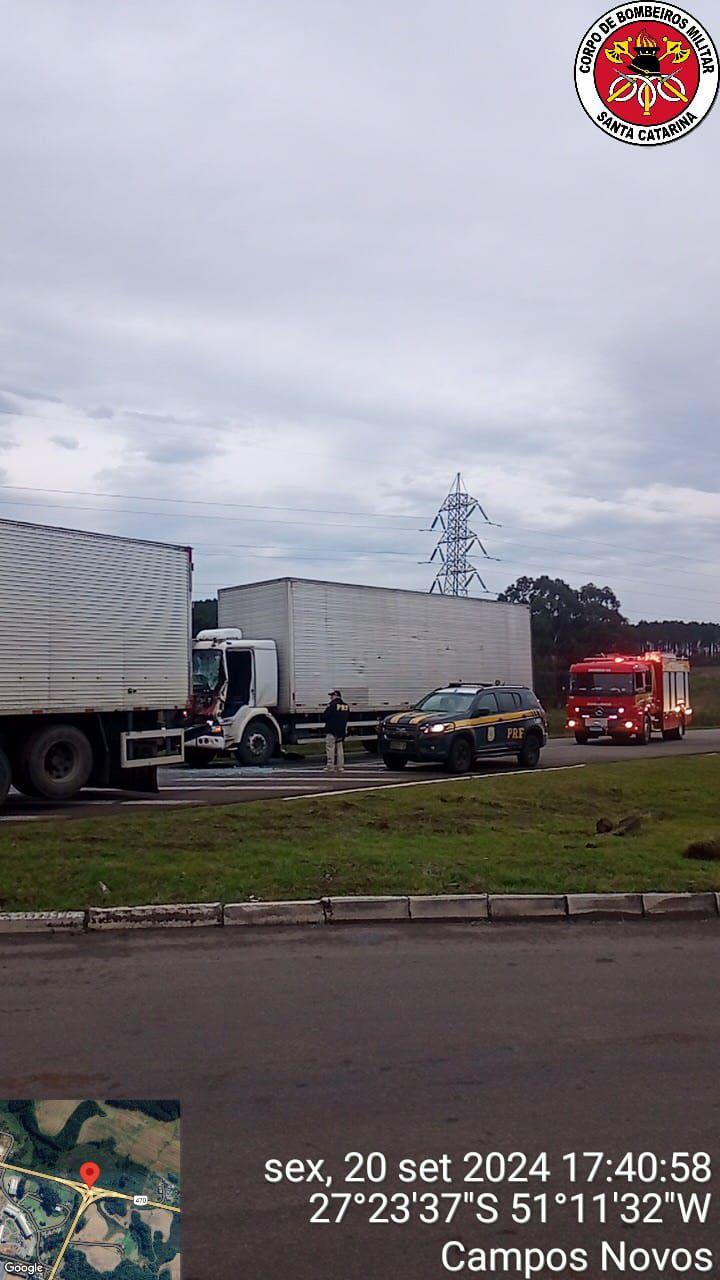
[120,728,185,767]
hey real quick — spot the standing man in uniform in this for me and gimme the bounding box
[324,689,350,774]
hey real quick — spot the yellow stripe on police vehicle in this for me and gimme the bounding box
[379,683,547,775]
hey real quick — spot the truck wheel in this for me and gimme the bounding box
[0,747,11,806]
[184,748,218,768]
[516,734,542,769]
[446,737,473,774]
[382,753,408,770]
[574,731,589,745]
[236,722,277,766]
[663,718,685,741]
[21,724,93,800]
[635,718,652,746]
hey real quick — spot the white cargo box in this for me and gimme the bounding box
[218,577,533,714]
[0,518,192,715]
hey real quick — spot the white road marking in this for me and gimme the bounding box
[121,799,202,806]
[0,814,49,822]
[162,773,386,783]
[282,763,588,802]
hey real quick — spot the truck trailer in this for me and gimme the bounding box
[0,517,191,805]
[187,577,533,764]
[566,651,691,744]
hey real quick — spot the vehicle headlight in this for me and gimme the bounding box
[424,722,454,734]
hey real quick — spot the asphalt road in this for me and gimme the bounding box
[1,727,718,822]
[1,923,718,1279]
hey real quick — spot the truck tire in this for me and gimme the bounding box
[0,746,11,806]
[446,737,473,774]
[184,748,218,768]
[516,733,542,769]
[236,721,277,766]
[382,752,408,770]
[574,731,589,745]
[663,717,685,742]
[21,724,93,800]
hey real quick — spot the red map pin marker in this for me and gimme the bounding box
[80,1162,101,1190]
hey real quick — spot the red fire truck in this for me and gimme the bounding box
[566,652,691,745]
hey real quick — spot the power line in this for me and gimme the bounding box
[0,482,425,521]
[0,491,718,610]
[0,495,423,533]
[0,482,716,564]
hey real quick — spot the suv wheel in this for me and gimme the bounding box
[517,734,542,769]
[382,752,408,770]
[446,737,473,774]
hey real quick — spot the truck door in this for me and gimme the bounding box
[224,650,254,716]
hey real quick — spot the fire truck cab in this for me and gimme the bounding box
[566,653,691,745]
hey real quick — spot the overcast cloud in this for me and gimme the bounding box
[0,0,718,621]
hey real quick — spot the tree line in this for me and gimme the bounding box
[498,575,720,706]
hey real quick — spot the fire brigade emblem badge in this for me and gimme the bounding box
[574,5,718,145]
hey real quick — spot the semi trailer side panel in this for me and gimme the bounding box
[0,518,192,715]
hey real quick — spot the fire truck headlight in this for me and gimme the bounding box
[618,706,625,714]
[624,720,634,729]
[567,719,576,728]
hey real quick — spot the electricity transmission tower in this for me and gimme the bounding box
[428,473,497,596]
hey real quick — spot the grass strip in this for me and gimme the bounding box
[0,757,719,912]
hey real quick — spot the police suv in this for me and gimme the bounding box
[379,683,548,773]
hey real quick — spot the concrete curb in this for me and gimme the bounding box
[324,895,410,922]
[225,900,324,926]
[642,892,717,918]
[567,892,643,919]
[490,894,567,920]
[1,893,718,933]
[409,894,489,921]
[87,903,222,930]
[0,911,86,934]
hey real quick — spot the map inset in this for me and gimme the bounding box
[0,1100,181,1279]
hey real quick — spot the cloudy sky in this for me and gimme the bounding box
[1,0,718,622]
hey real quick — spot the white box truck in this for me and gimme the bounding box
[0,517,191,805]
[187,577,533,764]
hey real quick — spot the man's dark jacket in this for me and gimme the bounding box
[324,696,350,739]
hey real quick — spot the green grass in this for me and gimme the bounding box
[689,666,720,727]
[1,756,719,911]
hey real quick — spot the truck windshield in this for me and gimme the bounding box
[570,672,634,696]
[192,649,224,694]
[416,691,478,715]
